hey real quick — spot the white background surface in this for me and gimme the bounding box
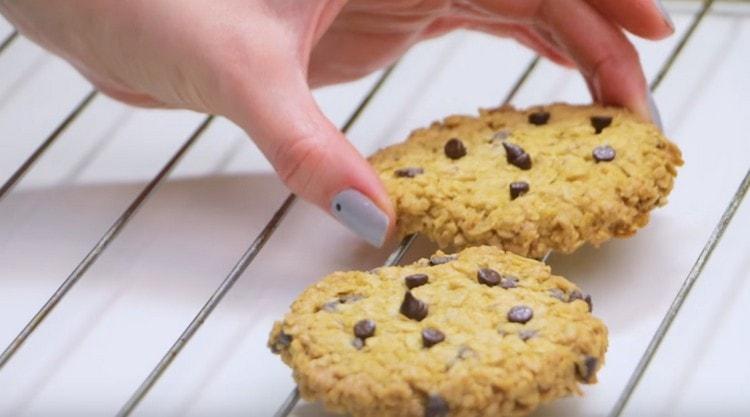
[0,1,748,416]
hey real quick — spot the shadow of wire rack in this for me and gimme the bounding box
[0,0,748,416]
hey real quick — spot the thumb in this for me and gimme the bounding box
[219,53,395,247]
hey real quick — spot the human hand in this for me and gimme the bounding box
[0,0,673,247]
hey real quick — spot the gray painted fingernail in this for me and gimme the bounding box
[331,189,389,247]
[647,92,664,131]
[654,0,675,31]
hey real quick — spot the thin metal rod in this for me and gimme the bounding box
[117,64,401,416]
[502,56,540,105]
[273,387,301,417]
[0,90,98,203]
[116,194,296,417]
[609,168,750,417]
[0,30,18,55]
[0,116,214,371]
[607,1,722,415]
[273,54,543,417]
[651,0,716,91]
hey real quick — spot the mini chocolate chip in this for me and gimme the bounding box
[351,338,365,350]
[509,181,530,200]
[528,111,551,126]
[518,329,538,341]
[422,328,446,348]
[446,346,476,369]
[502,142,532,170]
[593,145,616,162]
[568,290,593,312]
[500,275,519,289]
[548,288,566,301]
[405,273,429,289]
[400,291,429,321]
[491,130,511,141]
[477,268,501,287]
[340,294,365,304]
[270,331,292,354]
[424,395,449,417]
[321,294,365,312]
[502,142,524,161]
[444,138,467,160]
[429,254,457,266]
[353,319,376,340]
[321,301,339,312]
[395,167,424,178]
[507,305,534,324]
[591,116,613,134]
[576,356,599,383]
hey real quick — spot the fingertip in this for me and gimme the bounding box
[330,187,394,248]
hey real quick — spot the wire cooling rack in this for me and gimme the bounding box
[0,1,748,416]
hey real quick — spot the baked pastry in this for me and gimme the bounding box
[269,246,608,417]
[369,104,682,258]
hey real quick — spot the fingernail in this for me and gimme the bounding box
[331,189,389,247]
[654,0,675,32]
[647,92,664,131]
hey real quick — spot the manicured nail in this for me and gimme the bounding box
[654,0,675,32]
[647,92,664,131]
[331,189,389,247]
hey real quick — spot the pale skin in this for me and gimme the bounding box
[0,0,674,246]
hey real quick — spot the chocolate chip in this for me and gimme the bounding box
[576,356,598,383]
[422,328,446,348]
[590,116,613,134]
[351,338,365,350]
[491,130,511,141]
[405,273,429,289]
[519,329,538,341]
[429,254,457,266]
[500,275,519,289]
[446,346,476,370]
[424,395,449,417]
[568,290,593,312]
[270,331,292,354]
[340,294,365,304]
[548,288,566,301]
[509,181,530,200]
[400,291,428,321]
[528,111,551,126]
[444,138,467,160]
[321,294,365,312]
[507,305,534,324]
[477,268,501,287]
[395,167,424,178]
[502,142,532,170]
[353,319,376,340]
[593,145,616,162]
[321,301,340,312]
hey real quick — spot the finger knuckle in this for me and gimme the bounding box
[273,134,327,192]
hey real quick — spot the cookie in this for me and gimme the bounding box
[269,246,608,417]
[369,104,682,258]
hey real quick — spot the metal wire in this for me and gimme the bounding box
[272,387,301,417]
[651,0,717,91]
[117,64,400,416]
[116,194,296,417]
[0,115,215,371]
[0,30,18,55]
[0,89,98,203]
[610,171,750,417]
[608,1,731,415]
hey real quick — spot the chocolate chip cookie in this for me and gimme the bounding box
[268,246,608,417]
[369,104,682,258]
